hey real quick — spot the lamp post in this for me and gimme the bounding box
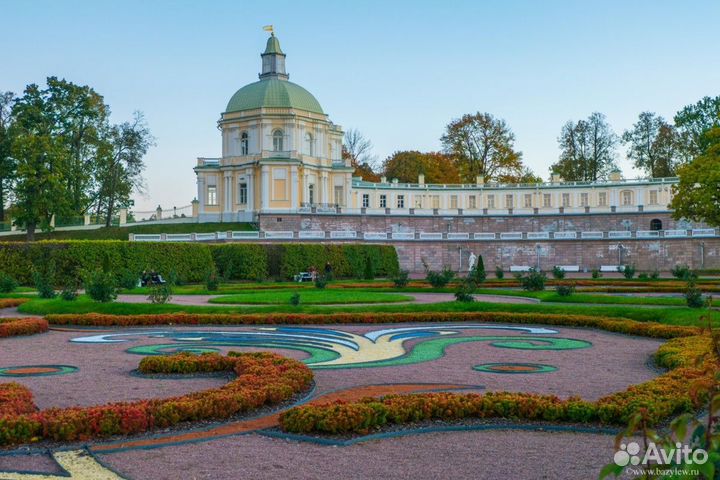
[535,244,541,270]
[617,243,625,266]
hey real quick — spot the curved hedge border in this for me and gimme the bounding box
[0,352,312,446]
[0,298,30,309]
[279,335,716,434]
[0,318,48,338]
[44,311,700,339]
[0,383,36,416]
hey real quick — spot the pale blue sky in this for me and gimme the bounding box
[2,0,718,211]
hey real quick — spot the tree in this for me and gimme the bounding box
[0,91,16,222]
[497,166,542,184]
[342,128,380,182]
[674,96,720,159]
[622,112,681,178]
[382,151,460,184]
[550,112,618,181]
[10,84,70,240]
[94,112,152,227]
[440,112,524,182]
[670,127,720,227]
[45,77,108,215]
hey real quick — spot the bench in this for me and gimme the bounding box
[510,266,532,272]
[600,265,623,272]
[555,265,580,272]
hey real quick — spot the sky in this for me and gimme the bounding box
[2,0,719,212]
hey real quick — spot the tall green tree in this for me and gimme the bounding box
[10,84,70,240]
[670,127,720,227]
[440,112,524,182]
[382,151,460,184]
[94,112,152,227]
[45,77,109,215]
[622,112,681,178]
[674,96,720,159]
[0,91,16,222]
[550,112,618,181]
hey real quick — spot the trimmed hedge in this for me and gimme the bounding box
[0,383,37,416]
[0,318,48,338]
[0,241,399,285]
[43,311,701,339]
[279,334,717,433]
[0,352,312,446]
[0,298,29,309]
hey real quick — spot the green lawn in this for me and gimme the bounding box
[469,289,687,306]
[208,290,413,305]
[0,222,255,241]
[17,294,719,327]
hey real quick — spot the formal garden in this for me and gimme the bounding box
[0,240,718,479]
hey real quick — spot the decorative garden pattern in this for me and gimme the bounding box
[0,365,78,377]
[70,325,592,369]
[472,363,558,374]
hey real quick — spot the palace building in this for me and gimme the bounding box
[192,33,718,272]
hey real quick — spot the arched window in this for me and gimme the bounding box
[650,218,662,231]
[305,132,313,156]
[240,132,249,155]
[272,129,284,152]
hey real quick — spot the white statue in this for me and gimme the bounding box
[468,252,477,271]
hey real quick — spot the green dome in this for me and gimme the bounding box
[225,78,324,114]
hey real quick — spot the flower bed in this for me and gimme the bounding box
[280,334,717,434]
[0,383,37,416]
[0,318,48,338]
[0,298,30,309]
[0,352,312,446]
[44,311,699,339]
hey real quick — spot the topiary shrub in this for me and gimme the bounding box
[454,279,476,302]
[117,269,139,290]
[620,265,636,279]
[84,270,117,303]
[314,276,328,289]
[0,273,18,293]
[392,270,409,288]
[289,292,301,306]
[468,256,486,283]
[148,282,173,304]
[685,279,706,308]
[671,264,692,280]
[60,286,78,301]
[495,266,504,279]
[32,261,56,299]
[519,268,546,291]
[205,270,220,291]
[591,268,602,279]
[551,266,566,279]
[555,282,575,297]
[650,270,660,280]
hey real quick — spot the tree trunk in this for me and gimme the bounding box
[105,200,113,228]
[26,222,35,242]
[0,184,4,222]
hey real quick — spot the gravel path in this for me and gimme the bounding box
[114,292,539,306]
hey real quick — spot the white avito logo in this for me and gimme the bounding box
[614,441,709,467]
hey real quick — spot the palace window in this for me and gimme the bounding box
[487,195,495,209]
[380,194,387,208]
[524,194,532,208]
[561,193,570,207]
[580,193,589,207]
[308,184,315,204]
[272,129,284,152]
[468,195,476,209]
[397,195,405,208]
[650,218,663,231]
[543,194,551,208]
[305,132,313,156]
[649,190,658,204]
[362,194,369,208]
[622,191,632,206]
[207,186,217,206]
[238,183,247,204]
[505,194,513,208]
[415,196,422,208]
[240,132,249,155]
[334,186,344,206]
[450,195,458,209]
[598,192,607,206]
[432,195,440,209]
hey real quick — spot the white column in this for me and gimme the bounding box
[304,173,309,204]
[223,173,232,213]
[261,166,270,211]
[197,176,206,213]
[321,173,328,204]
[290,166,299,209]
[246,172,254,212]
[345,176,351,208]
